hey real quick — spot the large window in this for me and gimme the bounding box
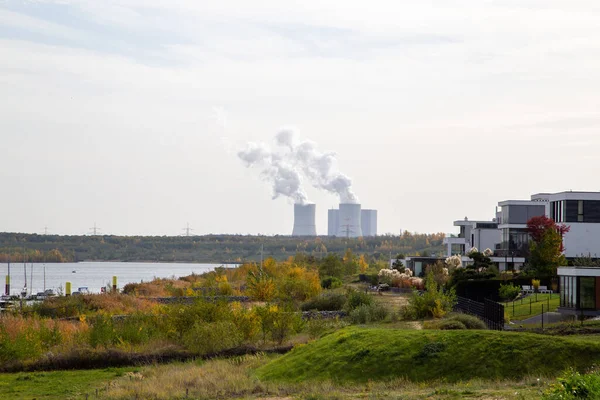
[580,277,596,310]
[560,200,600,223]
[560,276,597,309]
[560,276,578,308]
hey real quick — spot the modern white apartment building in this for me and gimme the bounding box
[443,191,600,270]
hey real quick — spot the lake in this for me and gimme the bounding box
[0,262,225,295]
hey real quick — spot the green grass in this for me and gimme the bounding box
[505,294,560,321]
[257,326,600,383]
[0,367,136,400]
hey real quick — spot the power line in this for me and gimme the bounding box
[89,222,101,236]
[182,223,194,237]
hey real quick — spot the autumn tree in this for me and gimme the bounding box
[526,216,570,276]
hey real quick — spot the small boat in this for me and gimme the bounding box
[72,270,76,273]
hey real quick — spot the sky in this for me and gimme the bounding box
[1,0,600,237]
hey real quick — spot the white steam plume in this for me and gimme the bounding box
[238,142,309,205]
[275,128,358,204]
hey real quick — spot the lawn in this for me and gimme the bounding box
[99,355,545,399]
[257,326,600,383]
[504,293,560,321]
[0,367,136,400]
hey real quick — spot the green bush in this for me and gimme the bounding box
[543,368,600,399]
[405,273,456,319]
[321,277,343,290]
[345,289,373,312]
[301,293,347,311]
[448,313,487,330]
[348,303,389,324]
[183,320,242,354]
[437,320,466,330]
[89,315,117,348]
[499,283,521,301]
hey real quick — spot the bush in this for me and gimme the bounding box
[348,303,389,324]
[183,320,242,354]
[345,289,373,312]
[499,283,521,301]
[405,273,456,320]
[301,293,347,311]
[321,277,343,290]
[543,368,600,399]
[448,313,487,330]
[437,320,466,330]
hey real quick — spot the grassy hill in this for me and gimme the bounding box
[257,327,600,383]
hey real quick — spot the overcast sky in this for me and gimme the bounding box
[1,0,600,236]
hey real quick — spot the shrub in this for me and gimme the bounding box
[321,277,343,290]
[301,293,347,311]
[348,303,389,324]
[183,320,242,354]
[448,313,487,330]
[532,279,541,292]
[345,289,373,312]
[543,368,600,399]
[405,273,456,320]
[437,320,466,330]
[499,283,521,301]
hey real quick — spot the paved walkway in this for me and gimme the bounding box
[512,312,573,325]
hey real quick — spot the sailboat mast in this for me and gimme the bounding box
[5,252,10,296]
[23,247,27,291]
[30,263,33,296]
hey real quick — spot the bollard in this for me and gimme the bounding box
[4,275,9,296]
[66,281,72,296]
[112,276,117,293]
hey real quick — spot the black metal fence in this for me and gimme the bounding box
[454,296,505,330]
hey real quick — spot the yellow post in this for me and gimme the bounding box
[4,275,9,296]
[65,281,72,296]
[112,276,117,292]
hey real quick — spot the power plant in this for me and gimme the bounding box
[324,205,378,237]
[292,204,317,236]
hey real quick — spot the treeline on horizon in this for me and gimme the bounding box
[0,232,446,263]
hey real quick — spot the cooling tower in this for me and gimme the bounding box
[337,203,363,238]
[361,209,378,237]
[328,209,339,236]
[292,204,317,236]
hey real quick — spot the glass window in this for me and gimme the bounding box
[570,277,578,308]
[560,276,565,307]
[580,277,596,309]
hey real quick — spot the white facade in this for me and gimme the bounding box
[534,191,600,258]
[446,191,600,265]
[361,209,378,237]
[292,204,317,236]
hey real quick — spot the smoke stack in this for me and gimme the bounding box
[292,204,317,236]
[337,203,362,238]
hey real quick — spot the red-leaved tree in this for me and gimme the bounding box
[526,215,570,252]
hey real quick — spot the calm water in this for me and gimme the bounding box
[0,262,225,295]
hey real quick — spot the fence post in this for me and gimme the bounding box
[548,296,550,310]
[513,301,515,316]
[530,298,532,314]
[542,304,544,330]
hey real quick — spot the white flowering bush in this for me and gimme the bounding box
[378,268,418,288]
[468,247,479,256]
[483,248,494,257]
[445,255,463,269]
